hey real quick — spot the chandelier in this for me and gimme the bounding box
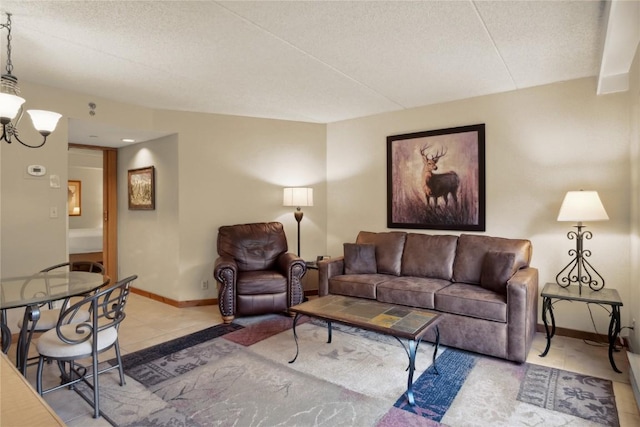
[0,13,61,148]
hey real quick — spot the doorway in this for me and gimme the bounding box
[68,144,118,282]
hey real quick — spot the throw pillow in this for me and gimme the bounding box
[343,243,377,275]
[480,251,517,294]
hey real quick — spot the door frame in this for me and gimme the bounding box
[69,144,118,282]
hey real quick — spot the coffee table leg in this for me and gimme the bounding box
[432,326,440,375]
[406,339,417,406]
[289,313,301,364]
[327,321,332,343]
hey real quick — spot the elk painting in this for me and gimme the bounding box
[387,124,485,231]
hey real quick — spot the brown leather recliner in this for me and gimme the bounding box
[213,222,306,323]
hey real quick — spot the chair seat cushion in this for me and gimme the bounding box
[237,270,287,295]
[36,324,118,359]
[18,308,90,331]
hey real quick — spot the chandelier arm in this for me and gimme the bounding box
[13,133,48,149]
[0,123,7,143]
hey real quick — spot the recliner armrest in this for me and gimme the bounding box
[214,256,238,282]
[276,252,306,306]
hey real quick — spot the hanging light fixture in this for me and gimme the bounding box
[0,13,61,148]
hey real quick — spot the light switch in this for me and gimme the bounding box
[50,174,61,188]
[49,207,58,218]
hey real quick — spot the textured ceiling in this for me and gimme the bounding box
[0,1,635,146]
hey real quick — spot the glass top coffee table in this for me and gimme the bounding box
[288,294,442,406]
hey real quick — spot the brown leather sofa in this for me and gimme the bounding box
[214,222,306,323]
[318,231,538,363]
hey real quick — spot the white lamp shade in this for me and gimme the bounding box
[0,92,25,120]
[283,187,313,207]
[557,190,609,222]
[27,110,62,133]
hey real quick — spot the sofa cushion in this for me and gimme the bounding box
[343,243,377,275]
[452,234,531,285]
[480,251,517,295]
[376,277,452,310]
[434,282,507,323]
[328,274,393,299]
[356,231,406,276]
[401,234,458,280]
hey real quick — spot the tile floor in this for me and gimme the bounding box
[10,293,640,426]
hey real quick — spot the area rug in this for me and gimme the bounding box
[94,316,619,427]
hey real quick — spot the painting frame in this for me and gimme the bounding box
[128,166,155,210]
[387,124,485,231]
[68,180,81,216]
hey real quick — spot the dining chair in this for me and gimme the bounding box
[18,261,105,332]
[35,275,137,419]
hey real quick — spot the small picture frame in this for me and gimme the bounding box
[68,180,81,216]
[128,166,155,210]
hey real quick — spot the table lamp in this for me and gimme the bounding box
[556,190,609,294]
[283,187,313,257]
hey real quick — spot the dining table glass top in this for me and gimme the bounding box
[0,271,110,310]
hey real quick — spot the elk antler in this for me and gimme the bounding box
[431,146,447,162]
[420,144,447,162]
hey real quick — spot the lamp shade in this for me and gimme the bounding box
[27,110,62,134]
[557,190,609,222]
[283,187,313,207]
[0,92,25,121]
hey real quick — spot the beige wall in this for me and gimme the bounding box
[326,77,633,336]
[151,110,327,301]
[629,42,640,352]
[119,134,181,300]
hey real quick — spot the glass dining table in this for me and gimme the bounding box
[0,270,110,375]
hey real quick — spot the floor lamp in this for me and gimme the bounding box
[283,187,313,257]
[556,190,609,295]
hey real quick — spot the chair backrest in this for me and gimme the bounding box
[24,262,105,309]
[55,275,137,346]
[217,222,288,271]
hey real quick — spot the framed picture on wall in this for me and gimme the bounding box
[68,180,81,216]
[387,124,485,231]
[128,166,155,210]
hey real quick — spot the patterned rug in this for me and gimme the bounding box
[95,316,619,426]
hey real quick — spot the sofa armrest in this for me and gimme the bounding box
[277,252,306,306]
[318,256,344,296]
[214,256,238,321]
[506,267,539,362]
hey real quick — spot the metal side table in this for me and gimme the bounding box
[539,282,623,373]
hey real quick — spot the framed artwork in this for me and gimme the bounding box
[68,180,81,216]
[387,124,485,231]
[128,166,155,210]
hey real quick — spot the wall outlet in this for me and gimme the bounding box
[201,280,209,290]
